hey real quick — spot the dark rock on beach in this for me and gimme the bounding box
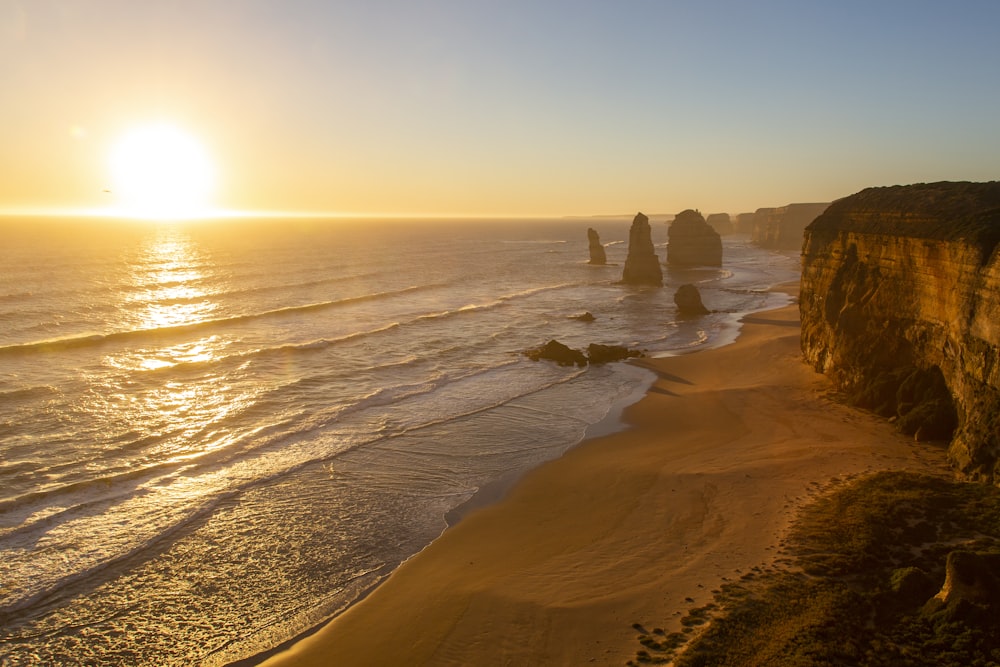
[525,340,642,366]
[587,228,607,265]
[674,283,710,316]
[525,340,588,367]
[621,212,663,286]
[586,343,643,365]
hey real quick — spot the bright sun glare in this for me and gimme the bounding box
[109,123,215,219]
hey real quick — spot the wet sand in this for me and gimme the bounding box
[259,284,948,666]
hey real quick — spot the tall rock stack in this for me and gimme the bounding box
[587,228,607,265]
[667,209,723,266]
[621,212,663,286]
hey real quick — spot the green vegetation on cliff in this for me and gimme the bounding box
[629,471,1000,666]
[808,181,1000,256]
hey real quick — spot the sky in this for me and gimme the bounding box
[1,0,999,218]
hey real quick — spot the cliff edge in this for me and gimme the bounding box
[800,181,1000,481]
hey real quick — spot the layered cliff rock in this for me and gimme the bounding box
[800,181,1000,481]
[622,212,663,286]
[753,203,830,249]
[734,212,755,234]
[587,227,607,265]
[667,209,722,267]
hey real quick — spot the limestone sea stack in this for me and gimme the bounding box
[706,212,733,236]
[621,212,663,286]
[587,228,607,265]
[667,209,722,267]
[800,181,1000,481]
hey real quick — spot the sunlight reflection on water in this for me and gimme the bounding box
[126,229,217,331]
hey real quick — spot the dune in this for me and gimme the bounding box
[259,283,948,666]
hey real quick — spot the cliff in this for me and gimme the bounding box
[753,203,830,249]
[667,209,722,267]
[622,212,663,286]
[800,181,1000,481]
[734,212,755,234]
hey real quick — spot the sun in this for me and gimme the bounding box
[109,123,216,219]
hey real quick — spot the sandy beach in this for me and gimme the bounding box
[259,284,950,666]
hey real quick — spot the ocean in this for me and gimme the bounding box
[0,216,798,665]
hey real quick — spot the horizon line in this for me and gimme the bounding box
[0,205,675,222]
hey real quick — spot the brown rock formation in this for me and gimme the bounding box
[674,283,709,316]
[667,209,722,267]
[706,213,733,236]
[586,343,643,365]
[525,340,642,366]
[800,181,1000,481]
[621,212,663,286]
[922,551,1000,625]
[586,228,607,265]
[525,340,587,367]
[752,203,830,250]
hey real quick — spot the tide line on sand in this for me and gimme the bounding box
[255,281,948,666]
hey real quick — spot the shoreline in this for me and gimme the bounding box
[250,281,949,666]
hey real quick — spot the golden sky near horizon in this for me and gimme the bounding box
[2,1,999,219]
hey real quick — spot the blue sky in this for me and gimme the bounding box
[1,0,998,216]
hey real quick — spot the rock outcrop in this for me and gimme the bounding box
[667,209,722,267]
[621,212,663,286]
[674,283,710,316]
[587,228,607,265]
[586,343,643,365]
[706,213,733,236]
[525,340,587,367]
[752,203,830,250]
[922,551,1000,623]
[525,340,642,366]
[800,181,1000,481]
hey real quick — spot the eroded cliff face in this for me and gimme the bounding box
[800,182,1000,481]
[754,203,830,250]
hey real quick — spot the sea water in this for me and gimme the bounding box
[0,216,798,665]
